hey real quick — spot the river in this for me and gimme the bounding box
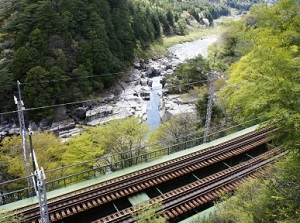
[0,35,219,138]
[146,35,218,130]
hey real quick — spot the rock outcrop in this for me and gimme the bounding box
[0,35,217,139]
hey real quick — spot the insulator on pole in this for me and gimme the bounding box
[203,72,217,143]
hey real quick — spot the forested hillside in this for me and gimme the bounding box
[0,0,260,121]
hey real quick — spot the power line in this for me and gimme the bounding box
[0,79,209,116]
[43,117,262,175]
[0,110,18,115]
[1,116,265,181]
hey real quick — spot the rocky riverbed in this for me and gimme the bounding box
[81,35,218,130]
[0,35,218,139]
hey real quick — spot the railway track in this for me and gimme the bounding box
[92,148,284,223]
[16,127,275,222]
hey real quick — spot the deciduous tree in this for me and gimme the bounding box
[91,117,149,169]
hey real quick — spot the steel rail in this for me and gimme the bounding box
[92,148,284,223]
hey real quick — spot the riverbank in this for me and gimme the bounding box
[0,34,219,140]
[83,34,218,129]
[137,17,227,60]
[0,24,225,140]
[163,22,224,48]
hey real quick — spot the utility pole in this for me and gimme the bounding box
[203,72,217,143]
[14,81,33,195]
[14,81,49,222]
[29,131,50,223]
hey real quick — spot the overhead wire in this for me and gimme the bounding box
[0,78,209,116]
[0,116,266,182]
[41,117,264,175]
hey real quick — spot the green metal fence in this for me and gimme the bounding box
[0,119,260,204]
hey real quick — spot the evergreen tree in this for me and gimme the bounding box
[109,0,135,62]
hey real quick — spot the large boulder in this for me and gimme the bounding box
[75,107,87,119]
[140,79,148,86]
[140,88,151,100]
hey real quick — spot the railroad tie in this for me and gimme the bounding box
[151,179,158,184]
[61,210,67,218]
[164,212,173,219]
[50,213,55,221]
[76,205,82,211]
[87,201,93,208]
[103,216,110,222]
[123,189,130,195]
[117,190,124,196]
[55,212,61,219]
[171,209,178,216]
[176,206,183,214]
[92,200,98,206]
[102,196,108,202]
[207,193,215,200]
[114,191,121,198]
[66,208,72,215]
[72,206,78,213]
[96,198,102,205]
[160,175,167,181]
[183,203,190,211]
[105,195,112,201]
[82,203,88,210]
[203,195,211,202]
[139,183,146,189]
[226,184,234,191]
[128,187,134,193]
[175,207,183,215]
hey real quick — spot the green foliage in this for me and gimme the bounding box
[165,55,209,93]
[150,114,200,151]
[226,0,263,12]
[0,68,15,112]
[220,0,300,151]
[0,210,23,223]
[61,129,104,175]
[174,18,188,36]
[23,65,67,120]
[132,201,166,223]
[0,0,160,115]
[208,18,254,70]
[69,62,93,99]
[196,93,224,126]
[210,1,300,222]
[90,117,150,169]
[0,132,66,190]
[0,117,150,192]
